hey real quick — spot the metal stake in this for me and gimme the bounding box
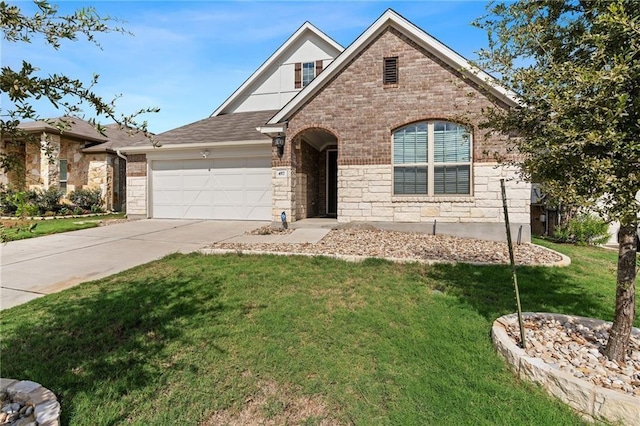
[501,179,526,349]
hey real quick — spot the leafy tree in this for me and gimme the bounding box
[474,0,639,361]
[0,0,158,173]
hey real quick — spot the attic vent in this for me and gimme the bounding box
[383,57,398,85]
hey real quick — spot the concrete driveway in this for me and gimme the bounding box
[0,219,267,311]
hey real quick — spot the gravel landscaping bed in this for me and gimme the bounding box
[505,315,640,397]
[209,228,564,265]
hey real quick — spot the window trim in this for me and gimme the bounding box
[59,159,68,194]
[392,121,472,196]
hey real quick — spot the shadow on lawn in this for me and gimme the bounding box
[0,261,229,424]
[425,263,612,323]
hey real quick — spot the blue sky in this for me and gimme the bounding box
[2,1,492,134]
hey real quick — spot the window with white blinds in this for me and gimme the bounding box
[302,62,315,87]
[393,121,471,195]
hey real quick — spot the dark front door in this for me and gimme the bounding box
[327,149,338,217]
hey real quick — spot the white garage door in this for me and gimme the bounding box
[151,157,272,220]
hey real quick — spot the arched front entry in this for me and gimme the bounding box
[292,128,338,220]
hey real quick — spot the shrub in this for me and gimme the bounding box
[4,189,39,217]
[68,188,104,213]
[553,213,611,245]
[37,186,63,213]
[0,185,19,215]
[15,195,39,217]
[0,185,66,216]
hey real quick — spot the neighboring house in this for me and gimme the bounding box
[0,117,148,211]
[121,9,531,242]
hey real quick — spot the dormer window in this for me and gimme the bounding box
[295,60,324,89]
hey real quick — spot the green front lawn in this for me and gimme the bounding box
[0,240,630,425]
[0,213,125,241]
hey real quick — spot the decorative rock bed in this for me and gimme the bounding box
[492,313,640,425]
[0,379,60,426]
[206,228,569,266]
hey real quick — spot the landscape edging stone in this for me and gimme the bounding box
[492,312,640,425]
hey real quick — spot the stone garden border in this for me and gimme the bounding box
[492,312,640,425]
[0,378,60,425]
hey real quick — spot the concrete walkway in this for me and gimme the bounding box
[0,219,284,311]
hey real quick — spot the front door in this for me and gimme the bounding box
[326,149,337,217]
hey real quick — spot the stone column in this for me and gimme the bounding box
[40,133,61,189]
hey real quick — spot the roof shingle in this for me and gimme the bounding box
[145,110,278,147]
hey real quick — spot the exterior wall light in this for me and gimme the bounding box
[274,135,285,157]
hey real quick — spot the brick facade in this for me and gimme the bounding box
[286,28,512,163]
[124,154,147,216]
[271,26,530,241]
[126,154,147,177]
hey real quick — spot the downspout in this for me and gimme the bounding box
[116,149,127,162]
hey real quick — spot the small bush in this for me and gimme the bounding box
[553,213,610,245]
[0,185,19,215]
[8,190,39,217]
[0,185,66,216]
[68,188,104,213]
[37,186,63,213]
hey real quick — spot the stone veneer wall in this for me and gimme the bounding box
[272,167,294,222]
[273,163,530,241]
[338,163,531,241]
[337,163,529,225]
[126,154,147,216]
[22,135,115,208]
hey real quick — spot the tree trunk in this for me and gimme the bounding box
[604,223,638,361]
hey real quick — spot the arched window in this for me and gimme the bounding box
[393,121,471,195]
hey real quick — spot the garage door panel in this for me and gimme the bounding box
[154,188,181,203]
[154,175,182,189]
[212,189,244,204]
[151,155,272,220]
[183,174,211,187]
[182,189,211,205]
[246,189,270,204]
[213,172,244,188]
[213,205,242,218]
[246,173,270,186]
[246,205,271,220]
[154,204,183,218]
[183,205,212,219]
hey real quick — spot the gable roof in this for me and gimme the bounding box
[15,117,150,153]
[211,21,344,117]
[121,110,278,153]
[267,9,518,126]
[18,117,108,144]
